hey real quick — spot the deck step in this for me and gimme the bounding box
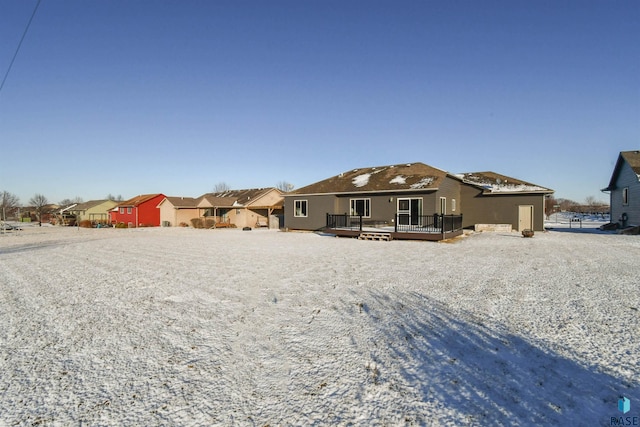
[358,232,392,241]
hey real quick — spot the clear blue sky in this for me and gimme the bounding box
[1,0,638,205]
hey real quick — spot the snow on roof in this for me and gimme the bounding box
[353,167,402,188]
[409,177,435,189]
[482,183,548,193]
[352,173,371,187]
[389,175,406,185]
[458,172,550,194]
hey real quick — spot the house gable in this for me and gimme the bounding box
[604,150,640,227]
[603,150,640,192]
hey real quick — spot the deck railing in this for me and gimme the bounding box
[326,213,363,230]
[326,213,463,234]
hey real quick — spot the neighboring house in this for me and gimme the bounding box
[197,188,284,229]
[17,204,56,223]
[602,150,640,228]
[68,200,118,224]
[109,194,165,227]
[53,203,78,225]
[284,162,552,239]
[157,196,199,227]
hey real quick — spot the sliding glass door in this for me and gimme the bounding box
[397,198,422,226]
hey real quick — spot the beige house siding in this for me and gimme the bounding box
[158,198,199,227]
[250,189,284,208]
[159,205,198,227]
[158,200,176,226]
[70,200,118,223]
[242,189,284,228]
[200,206,267,228]
[196,188,284,229]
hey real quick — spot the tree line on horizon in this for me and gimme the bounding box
[544,195,609,216]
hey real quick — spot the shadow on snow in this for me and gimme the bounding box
[353,289,638,425]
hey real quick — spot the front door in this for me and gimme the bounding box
[398,198,423,225]
[518,205,534,231]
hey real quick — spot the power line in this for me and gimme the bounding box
[0,0,42,97]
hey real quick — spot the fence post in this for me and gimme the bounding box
[395,214,398,233]
[359,214,363,231]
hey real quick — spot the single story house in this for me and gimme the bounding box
[68,199,118,224]
[284,162,552,240]
[156,188,284,229]
[157,196,200,227]
[196,188,284,229]
[602,150,640,229]
[109,194,165,227]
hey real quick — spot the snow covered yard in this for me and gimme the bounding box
[0,226,638,426]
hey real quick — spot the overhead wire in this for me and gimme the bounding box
[0,0,42,97]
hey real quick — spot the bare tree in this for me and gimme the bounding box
[1,190,20,221]
[584,196,598,213]
[106,194,123,202]
[276,181,294,192]
[545,196,558,218]
[213,182,231,193]
[59,197,83,206]
[29,193,49,226]
[556,198,579,212]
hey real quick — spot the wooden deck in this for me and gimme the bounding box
[326,226,463,242]
[325,213,464,242]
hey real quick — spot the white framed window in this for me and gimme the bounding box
[451,199,456,212]
[119,207,124,214]
[623,187,629,205]
[350,198,370,217]
[294,200,308,217]
[127,207,132,214]
[439,197,446,214]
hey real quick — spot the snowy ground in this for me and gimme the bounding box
[0,225,638,426]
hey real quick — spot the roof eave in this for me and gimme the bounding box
[287,187,440,197]
[481,190,553,195]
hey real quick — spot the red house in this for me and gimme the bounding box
[109,194,165,227]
